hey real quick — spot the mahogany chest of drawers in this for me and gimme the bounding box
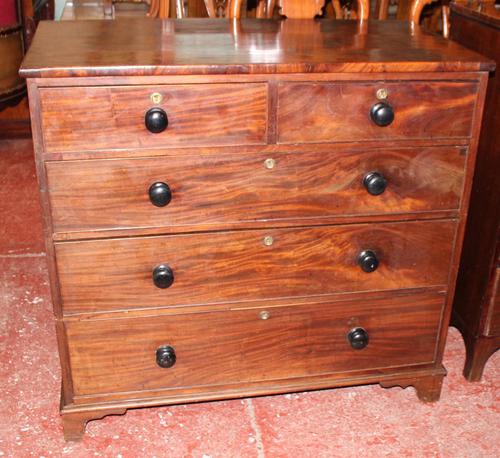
[20,18,493,440]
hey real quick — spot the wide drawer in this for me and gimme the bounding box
[277,81,477,143]
[66,292,443,397]
[55,220,456,313]
[39,84,268,153]
[46,146,466,235]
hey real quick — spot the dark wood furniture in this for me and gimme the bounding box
[20,18,492,440]
[450,0,500,381]
[0,0,53,138]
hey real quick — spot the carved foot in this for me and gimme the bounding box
[62,408,127,441]
[463,336,499,382]
[380,372,445,403]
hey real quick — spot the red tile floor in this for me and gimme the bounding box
[0,139,499,457]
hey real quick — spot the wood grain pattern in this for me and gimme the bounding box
[46,146,466,235]
[277,81,477,143]
[39,83,267,153]
[55,220,456,313]
[19,19,494,78]
[65,292,443,396]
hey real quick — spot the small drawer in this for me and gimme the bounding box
[65,292,443,397]
[55,220,456,314]
[46,146,466,235]
[39,84,268,153]
[277,81,477,143]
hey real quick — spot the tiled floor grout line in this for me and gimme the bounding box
[0,253,45,258]
[245,399,266,458]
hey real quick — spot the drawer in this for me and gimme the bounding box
[56,220,456,313]
[277,81,477,143]
[66,292,443,397]
[39,84,268,153]
[47,146,466,235]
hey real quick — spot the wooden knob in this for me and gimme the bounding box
[152,264,174,289]
[149,182,172,207]
[370,102,394,127]
[156,345,176,368]
[348,327,369,350]
[145,107,168,133]
[358,250,379,273]
[363,172,387,196]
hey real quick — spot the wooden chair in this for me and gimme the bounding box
[203,0,369,19]
[148,0,185,18]
[104,0,183,19]
[409,0,450,37]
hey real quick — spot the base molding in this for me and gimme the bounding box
[379,370,446,402]
[60,366,447,441]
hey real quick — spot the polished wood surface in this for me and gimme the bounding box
[21,18,492,440]
[46,146,465,235]
[450,1,500,381]
[19,19,494,78]
[55,221,456,313]
[278,81,477,143]
[39,84,267,152]
[66,293,443,396]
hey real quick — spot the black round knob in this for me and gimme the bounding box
[152,264,174,289]
[348,327,369,350]
[145,107,168,133]
[370,102,394,127]
[156,345,176,368]
[358,250,379,273]
[363,172,387,196]
[149,182,172,207]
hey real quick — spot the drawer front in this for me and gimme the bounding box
[56,221,456,313]
[277,82,477,143]
[39,84,268,153]
[47,146,465,234]
[66,293,443,396]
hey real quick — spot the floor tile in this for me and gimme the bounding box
[0,139,44,255]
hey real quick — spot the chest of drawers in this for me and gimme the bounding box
[20,18,493,440]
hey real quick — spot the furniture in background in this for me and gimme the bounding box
[409,0,450,36]
[377,0,449,37]
[449,0,499,381]
[0,0,26,112]
[0,0,53,138]
[20,17,491,440]
[223,0,369,19]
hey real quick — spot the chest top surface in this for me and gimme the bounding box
[20,18,494,78]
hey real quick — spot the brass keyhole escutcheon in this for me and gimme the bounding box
[264,158,276,169]
[150,92,163,104]
[263,235,274,246]
[376,88,388,100]
[259,310,271,320]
